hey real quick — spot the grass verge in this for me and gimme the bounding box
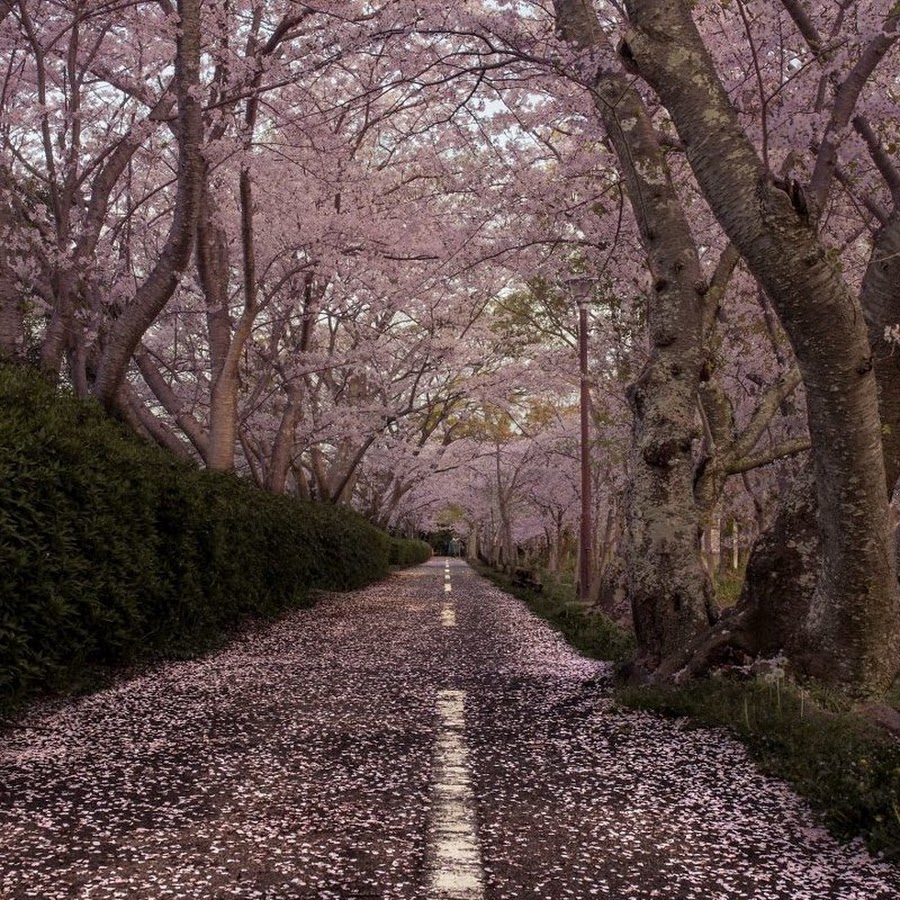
[470,561,635,664]
[472,558,899,862]
[617,677,900,862]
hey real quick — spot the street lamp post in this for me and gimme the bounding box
[566,276,593,603]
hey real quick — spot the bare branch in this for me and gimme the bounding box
[726,438,811,475]
[731,366,803,462]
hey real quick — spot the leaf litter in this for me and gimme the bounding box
[1,560,898,898]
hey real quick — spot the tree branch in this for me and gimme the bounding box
[726,438,811,475]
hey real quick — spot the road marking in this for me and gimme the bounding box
[441,607,456,627]
[444,583,452,593]
[445,573,452,581]
[428,690,484,899]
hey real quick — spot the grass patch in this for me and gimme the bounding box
[471,561,635,664]
[713,566,745,609]
[618,677,900,861]
[436,560,900,860]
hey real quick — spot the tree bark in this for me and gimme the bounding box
[134,345,209,459]
[266,383,303,494]
[554,0,714,669]
[862,214,900,491]
[0,205,24,359]
[92,0,203,408]
[732,218,900,683]
[622,0,900,692]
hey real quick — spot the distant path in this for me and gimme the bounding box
[1,559,898,899]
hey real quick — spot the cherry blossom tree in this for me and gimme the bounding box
[2,0,899,696]
[608,0,900,691]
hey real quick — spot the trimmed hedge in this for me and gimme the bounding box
[389,537,432,566]
[0,363,392,716]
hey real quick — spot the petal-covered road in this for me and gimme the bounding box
[1,559,898,899]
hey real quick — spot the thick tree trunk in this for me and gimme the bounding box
[736,464,819,658]
[554,0,714,670]
[623,0,900,692]
[862,214,900,490]
[595,552,633,630]
[206,369,241,473]
[733,217,900,675]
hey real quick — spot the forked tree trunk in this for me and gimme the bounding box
[196,182,238,473]
[554,0,714,670]
[93,0,203,408]
[623,0,900,692]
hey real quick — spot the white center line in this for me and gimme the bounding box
[441,607,457,627]
[444,583,452,593]
[428,690,484,899]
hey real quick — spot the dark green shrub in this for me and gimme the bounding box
[389,537,432,566]
[0,363,391,717]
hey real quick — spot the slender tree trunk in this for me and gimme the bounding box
[134,345,209,458]
[0,250,23,360]
[93,0,203,408]
[623,0,900,691]
[266,384,303,494]
[114,384,194,462]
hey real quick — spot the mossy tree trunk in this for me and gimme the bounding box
[554,0,714,670]
[622,0,900,693]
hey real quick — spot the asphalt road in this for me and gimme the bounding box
[1,559,898,899]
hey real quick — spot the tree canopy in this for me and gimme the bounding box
[2,0,899,693]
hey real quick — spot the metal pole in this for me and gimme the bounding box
[578,300,592,602]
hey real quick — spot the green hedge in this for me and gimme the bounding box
[0,363,392,716]
[389,537,432,566]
